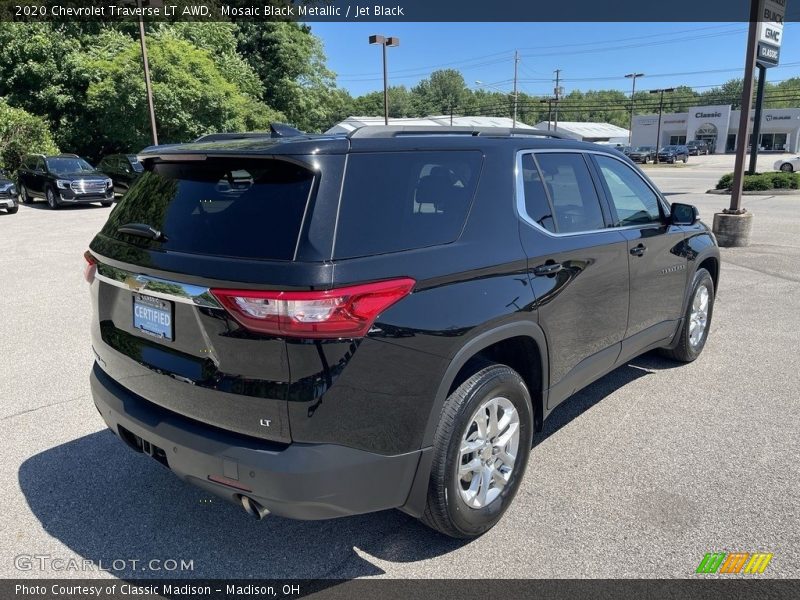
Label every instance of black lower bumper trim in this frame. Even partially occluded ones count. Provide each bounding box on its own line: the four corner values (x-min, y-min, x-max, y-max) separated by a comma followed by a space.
90, 363, 422, 520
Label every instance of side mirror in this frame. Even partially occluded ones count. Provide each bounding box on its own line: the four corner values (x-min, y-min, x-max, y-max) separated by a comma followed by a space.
670, 202, 699, 226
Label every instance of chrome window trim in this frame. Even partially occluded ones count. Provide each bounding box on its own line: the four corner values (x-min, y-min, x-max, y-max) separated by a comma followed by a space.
515, 148, 671, 238
94, 264, 221, 309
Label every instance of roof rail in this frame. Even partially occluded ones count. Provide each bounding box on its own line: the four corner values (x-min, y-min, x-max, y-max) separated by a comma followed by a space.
347, 125, 567, 139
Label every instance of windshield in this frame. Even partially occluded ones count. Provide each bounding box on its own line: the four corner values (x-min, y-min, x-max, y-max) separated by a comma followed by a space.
634, 147, 653, 152
660, 146, 677, 152
46, 157, 95, 175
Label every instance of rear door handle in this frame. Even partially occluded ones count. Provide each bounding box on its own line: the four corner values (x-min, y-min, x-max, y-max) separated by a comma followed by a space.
533, 263, 563, 276
630, 244, 647, 257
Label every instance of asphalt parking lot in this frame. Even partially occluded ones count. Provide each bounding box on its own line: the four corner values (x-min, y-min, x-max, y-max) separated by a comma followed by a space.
1, 153, 798, 580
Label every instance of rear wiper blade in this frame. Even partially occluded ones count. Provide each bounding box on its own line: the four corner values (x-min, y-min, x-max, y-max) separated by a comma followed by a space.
118, 223, 167, 242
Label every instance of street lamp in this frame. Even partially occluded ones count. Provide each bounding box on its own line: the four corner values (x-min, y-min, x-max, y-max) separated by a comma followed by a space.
649, 88, 675, 163
539, 98, 557, 130
475, 81, 519, 129
624, 73, 645, 145
369, 35, 400, 126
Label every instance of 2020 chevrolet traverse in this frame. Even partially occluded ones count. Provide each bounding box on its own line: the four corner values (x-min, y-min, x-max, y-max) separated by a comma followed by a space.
87, 126, 720, 538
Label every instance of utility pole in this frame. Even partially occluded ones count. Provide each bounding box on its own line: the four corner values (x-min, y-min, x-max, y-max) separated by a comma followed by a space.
137, 0, 159, 145
539, 98, 554, 130
625, 73, 645, 145
748, 64, 768, 174
512, 50, 519, 129
649, 88, 674, 164
553, 69, 562, 130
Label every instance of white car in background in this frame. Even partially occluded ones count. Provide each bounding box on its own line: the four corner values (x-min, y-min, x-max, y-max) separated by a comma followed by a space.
774, 156, 800, 172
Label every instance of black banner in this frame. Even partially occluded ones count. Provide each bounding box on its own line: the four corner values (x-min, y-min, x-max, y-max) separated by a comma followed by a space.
2, 0, 800, 22
4, 579, 800, 600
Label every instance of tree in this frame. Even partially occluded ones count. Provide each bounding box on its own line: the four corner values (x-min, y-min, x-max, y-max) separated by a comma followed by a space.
412, 69, 468, 115
349, 86, 414, 118
84, 35, 283, 156
0, 99, 59, 174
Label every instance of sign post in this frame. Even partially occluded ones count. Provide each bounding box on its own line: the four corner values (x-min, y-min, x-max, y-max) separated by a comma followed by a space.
749, 0, 785, 173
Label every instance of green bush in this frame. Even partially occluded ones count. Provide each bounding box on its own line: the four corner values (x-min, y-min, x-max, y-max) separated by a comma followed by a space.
716, 171, 800, 191
0, 98, 59, 174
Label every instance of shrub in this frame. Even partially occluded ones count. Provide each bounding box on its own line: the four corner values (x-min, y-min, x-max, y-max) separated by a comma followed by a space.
716, 171, 800, 192
0, 98, 59, 174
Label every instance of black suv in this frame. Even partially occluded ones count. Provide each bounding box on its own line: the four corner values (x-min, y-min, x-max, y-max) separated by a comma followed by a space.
0, 169, 18, 214
97, 154, 144, 198
686, 140, 710, 156
87, 127, 720, 538
17, 154, 114, 209
627, 146, 657, 164
657, 145, 690, 164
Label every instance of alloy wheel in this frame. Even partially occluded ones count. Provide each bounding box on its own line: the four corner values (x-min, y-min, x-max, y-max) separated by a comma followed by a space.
689, 284, 710, 348
457, 396, 520, 509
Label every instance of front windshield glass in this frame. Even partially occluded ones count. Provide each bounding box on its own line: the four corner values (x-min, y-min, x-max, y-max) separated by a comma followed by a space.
46, 157, 94, 175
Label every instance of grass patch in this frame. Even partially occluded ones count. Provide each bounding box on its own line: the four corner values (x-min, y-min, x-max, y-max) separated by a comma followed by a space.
716, 171, 800, 191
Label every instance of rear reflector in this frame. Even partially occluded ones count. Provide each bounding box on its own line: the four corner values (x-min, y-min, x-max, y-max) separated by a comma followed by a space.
83, 250, 97, 284
211, 278, 415, 339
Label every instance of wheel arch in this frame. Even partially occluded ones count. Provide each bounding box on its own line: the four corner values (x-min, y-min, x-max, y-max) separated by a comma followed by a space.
400, 321, 548, 519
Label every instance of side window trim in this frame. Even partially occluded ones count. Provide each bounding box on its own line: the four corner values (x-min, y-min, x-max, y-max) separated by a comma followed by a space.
515, 149, 616, 237
588, 153, 667, 229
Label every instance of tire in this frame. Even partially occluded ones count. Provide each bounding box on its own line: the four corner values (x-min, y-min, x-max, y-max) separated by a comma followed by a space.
101, 201, 113, 207
683, 155, 688, 164
661, 268, 715, 363
19, 184, 32, 204
46, 186, 60, 210
780, 163, 793, 172
421, 364, 533, 538
6, 205, 18, 214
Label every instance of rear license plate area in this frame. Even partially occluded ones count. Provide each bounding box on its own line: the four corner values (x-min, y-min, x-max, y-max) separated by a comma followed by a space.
133, 293, 174, 341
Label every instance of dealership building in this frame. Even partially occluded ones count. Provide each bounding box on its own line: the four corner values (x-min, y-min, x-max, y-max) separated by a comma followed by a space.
630, 104, 800, 154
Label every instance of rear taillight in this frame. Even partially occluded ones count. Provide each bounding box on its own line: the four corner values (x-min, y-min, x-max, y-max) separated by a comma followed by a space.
211, 278, 416, 339
83, 250, 97, 284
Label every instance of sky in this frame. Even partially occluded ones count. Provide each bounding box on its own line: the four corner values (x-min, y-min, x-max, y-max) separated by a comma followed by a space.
309, 22, 800, 98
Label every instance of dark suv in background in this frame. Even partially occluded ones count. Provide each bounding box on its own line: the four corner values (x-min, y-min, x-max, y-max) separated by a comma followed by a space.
627, 146, 657, 164
686, 140, 710, 156
97, 154, 144, 198
87, 127, 720, 538
0, 169, 18, 214
657, 145, 689, 164
18, 154, 114, 209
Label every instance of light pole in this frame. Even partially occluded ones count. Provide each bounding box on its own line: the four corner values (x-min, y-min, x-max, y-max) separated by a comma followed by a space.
625, 73, 644, 145
539, 98, 556, 130
649, 88, 674, 163
369, 35, 400, 126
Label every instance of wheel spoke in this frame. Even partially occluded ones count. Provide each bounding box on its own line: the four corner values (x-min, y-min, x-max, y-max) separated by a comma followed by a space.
487, 399, 499, 438
460, 438, 482, 457
459, 457, 482, 476
494, 421, 519, 449
477, 466, 492, 505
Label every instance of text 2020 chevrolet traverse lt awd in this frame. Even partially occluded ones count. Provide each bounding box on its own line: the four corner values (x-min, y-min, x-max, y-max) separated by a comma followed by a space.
87, 126, 719, 538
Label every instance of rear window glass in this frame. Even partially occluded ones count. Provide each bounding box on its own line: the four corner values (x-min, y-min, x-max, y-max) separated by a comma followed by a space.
102, 158, 314, 261
334, 151, 482, 259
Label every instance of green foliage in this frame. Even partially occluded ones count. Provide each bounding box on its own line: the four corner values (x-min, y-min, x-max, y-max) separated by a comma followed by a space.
412, 69, 468, 115
0, 99, 58, 174
716, 171, 800, 191
85, 35, 283, 155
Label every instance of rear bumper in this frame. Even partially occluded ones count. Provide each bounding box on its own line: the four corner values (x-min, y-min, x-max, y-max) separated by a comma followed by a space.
90, 362, 423, 520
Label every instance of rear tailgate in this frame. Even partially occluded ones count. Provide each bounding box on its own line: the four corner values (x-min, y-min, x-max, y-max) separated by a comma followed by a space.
88, 155, 336, 443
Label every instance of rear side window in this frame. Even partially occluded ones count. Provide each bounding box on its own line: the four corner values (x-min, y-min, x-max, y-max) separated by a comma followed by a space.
519, 154, 556, 233
102, 158, 314, 261
334, 151, 482, 259
535, 153, 605, 234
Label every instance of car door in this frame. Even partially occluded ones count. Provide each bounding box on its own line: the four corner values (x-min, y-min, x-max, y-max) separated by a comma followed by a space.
590, 153, 688, 361
31, 157, 47, 196
517, 150, 630, 410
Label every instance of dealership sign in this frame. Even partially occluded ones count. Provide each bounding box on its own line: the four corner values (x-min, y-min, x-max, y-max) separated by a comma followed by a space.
757, 0, 786, 67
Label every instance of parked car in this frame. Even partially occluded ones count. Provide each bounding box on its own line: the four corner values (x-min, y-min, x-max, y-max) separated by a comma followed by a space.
97, 154, 144, 197
0, 169, 18, 214
686, 140, 710, 156
657, 145, 689, 164
774, 156, 800, 172
17, 154, 114, 209
86, 126, 720, 538
627, 146, 657, 164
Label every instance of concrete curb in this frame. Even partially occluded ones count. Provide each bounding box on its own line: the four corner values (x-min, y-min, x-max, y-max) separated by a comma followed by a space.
706, 188, 800, 195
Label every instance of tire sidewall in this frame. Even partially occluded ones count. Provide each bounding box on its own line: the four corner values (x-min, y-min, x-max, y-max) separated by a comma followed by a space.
443, 368, 533, 537
683, 269, 715, 360
47, 186, 58, 209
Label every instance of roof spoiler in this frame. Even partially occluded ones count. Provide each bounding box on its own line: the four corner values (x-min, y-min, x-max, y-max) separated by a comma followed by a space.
348, 126, 567, 139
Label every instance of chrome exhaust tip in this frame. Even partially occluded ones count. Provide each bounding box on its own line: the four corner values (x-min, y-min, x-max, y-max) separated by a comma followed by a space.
240, 495, 270, 520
